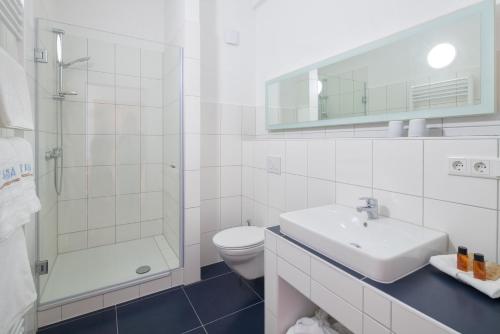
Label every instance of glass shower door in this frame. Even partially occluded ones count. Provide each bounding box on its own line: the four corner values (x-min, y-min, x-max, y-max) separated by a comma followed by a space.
35, 19, 183, 308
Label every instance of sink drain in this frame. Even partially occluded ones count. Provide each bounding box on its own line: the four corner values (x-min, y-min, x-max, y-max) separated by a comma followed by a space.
136, 265, 151, 274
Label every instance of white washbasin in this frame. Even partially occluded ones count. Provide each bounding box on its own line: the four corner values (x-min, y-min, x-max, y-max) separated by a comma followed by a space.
280, 205, 448, 283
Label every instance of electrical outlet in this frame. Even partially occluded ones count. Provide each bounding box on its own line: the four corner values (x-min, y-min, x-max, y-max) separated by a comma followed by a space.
470, 159, 490, 177
448, 157, 468, 175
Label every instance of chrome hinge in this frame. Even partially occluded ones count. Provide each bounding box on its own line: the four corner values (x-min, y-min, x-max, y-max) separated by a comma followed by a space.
36, 260, 49, 275
34, 48, 48, 63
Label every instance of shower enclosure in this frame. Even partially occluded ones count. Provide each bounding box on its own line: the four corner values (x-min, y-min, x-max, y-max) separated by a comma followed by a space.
35, 19, 183, 308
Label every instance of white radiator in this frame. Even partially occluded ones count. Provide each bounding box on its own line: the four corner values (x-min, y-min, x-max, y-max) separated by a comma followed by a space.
410, 76, 474, 110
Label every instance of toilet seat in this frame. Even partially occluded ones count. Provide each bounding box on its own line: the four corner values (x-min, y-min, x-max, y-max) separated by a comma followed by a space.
213, 226, 264, 250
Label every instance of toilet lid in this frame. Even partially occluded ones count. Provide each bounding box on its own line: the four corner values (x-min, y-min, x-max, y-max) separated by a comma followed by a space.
213, 226, 264, 249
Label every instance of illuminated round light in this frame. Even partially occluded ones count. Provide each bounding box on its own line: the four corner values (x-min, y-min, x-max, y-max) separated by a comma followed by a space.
427, 43, 456, 69
317, 80, 323, 95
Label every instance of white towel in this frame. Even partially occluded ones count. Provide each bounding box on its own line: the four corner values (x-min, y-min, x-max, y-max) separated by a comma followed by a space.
430, 254, 500, 299
0, 228, 37, 334
9, 137, 41, 214
0, 47, 33, 130
0, 138, 25, 241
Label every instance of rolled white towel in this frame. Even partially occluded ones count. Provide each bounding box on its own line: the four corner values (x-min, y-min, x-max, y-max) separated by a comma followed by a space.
0, 138, 25, 241
9, 137, 41, 215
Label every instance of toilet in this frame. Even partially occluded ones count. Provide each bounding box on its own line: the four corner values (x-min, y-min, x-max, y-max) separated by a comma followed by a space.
213, 226, 265, 280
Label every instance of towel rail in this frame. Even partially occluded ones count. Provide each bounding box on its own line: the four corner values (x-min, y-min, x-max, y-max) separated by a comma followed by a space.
0, 0, 23, 41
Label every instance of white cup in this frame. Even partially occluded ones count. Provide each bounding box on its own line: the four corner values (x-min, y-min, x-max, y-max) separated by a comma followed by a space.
408, 119, 428, 137
387, 120, 404, 137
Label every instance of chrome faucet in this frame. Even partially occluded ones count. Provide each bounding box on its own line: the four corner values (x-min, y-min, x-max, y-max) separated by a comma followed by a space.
356, 197, 379, 219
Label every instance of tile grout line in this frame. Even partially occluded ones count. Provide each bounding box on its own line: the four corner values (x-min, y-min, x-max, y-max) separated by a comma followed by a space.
181, 287, 207, 333
239, 277, 264, 301
202, 300, 264, 327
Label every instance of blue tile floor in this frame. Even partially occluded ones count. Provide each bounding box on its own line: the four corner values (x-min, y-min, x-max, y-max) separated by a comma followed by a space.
38, 262, 265, 334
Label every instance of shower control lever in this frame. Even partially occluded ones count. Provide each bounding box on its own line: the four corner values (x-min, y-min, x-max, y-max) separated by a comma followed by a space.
45, 147, 62, 161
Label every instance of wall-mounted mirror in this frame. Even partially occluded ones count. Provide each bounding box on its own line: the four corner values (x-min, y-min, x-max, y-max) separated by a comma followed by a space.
266, 0, 495, 130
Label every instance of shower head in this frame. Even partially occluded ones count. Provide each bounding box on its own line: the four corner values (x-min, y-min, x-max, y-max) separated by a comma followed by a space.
62, 56, 91, 68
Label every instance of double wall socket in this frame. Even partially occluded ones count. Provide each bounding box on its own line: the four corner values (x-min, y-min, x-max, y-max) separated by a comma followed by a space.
448, 157, 500, 178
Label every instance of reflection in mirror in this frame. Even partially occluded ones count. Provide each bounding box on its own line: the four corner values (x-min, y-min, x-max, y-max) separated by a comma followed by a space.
266, 1, 494, 129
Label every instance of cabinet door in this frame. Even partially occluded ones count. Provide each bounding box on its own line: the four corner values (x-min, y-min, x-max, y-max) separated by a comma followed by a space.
392, 303, 454, 334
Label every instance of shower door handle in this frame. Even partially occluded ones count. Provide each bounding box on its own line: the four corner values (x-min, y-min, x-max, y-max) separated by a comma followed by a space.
169, 164, 176, 169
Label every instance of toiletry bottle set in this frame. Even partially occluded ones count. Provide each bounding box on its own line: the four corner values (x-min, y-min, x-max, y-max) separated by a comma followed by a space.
456, 246, 486, 280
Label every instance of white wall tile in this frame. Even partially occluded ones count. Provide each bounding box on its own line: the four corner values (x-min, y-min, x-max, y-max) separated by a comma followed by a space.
201, 167, 220, 200
336, 140, 372, 187
184, 58, 200, 97
139, 276, 172, 297
424, 139, 497, 209
308, 140, 334, 180
185, 207, 201, 245
58, 199, 87, 234
141, 78, 163, 107
220, 166, 241, 197
88, 197, 115, 229
184, 243, 201, 284
116, 105, 140, 134
64, 69, 86, 102
87, 103, 115, 135
37, 307, 62, 328
117, 135, 140, 164
201, 231, 220, 266
88, 71, 115, 104
253, 201, 268, 227
374, 189, 423, 225
103, 286, 140, 307
141, 136, 163, 164
58, 231, 87, 253
88, 226, 115, 247
116, 194, 141, 225
184, 96, 201, 134
141, 49, 163, 79
141, 192, 163, 221
201, 135, 220, 167
201, 102, 220, 135
286, 141, 307, 175
254, 168, 268, 205
116, 44, 140, 76
221, 196, 242, 229
253, 141, 268, 169
336, 183, 372, 208
242, 141, 254, 167
61, 167, 87, 200
116, 223, 140, 242
88, 39, 114, 73
201, 198, 220, 233
116, 74, 140, 106
220, 135, 242, 166
184, 134, 200, 170
424, 198, 497, 261
184, 170, 201, 208
221, 104, 242, 134
307, 178, 334, 208
242, 197, 255, 225
268, 173, 286, 210
87, 135, 115, 165
285, 174, 307, 211
61, 295, 103, 320
88, 166, 115, 197
116, 165, 140, 195
242, 166, 254, 198
141, 219, 163, 237
141, 164, 163, 192
62, 101, 86, 134
63, 135, 86, 167
373, 140, 423, 196
141, 107, 163, 135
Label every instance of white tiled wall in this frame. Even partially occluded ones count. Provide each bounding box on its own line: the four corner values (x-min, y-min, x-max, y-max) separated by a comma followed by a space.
199, 102, 256, 266
35, 25, 170, 254
243, 135, 500, 263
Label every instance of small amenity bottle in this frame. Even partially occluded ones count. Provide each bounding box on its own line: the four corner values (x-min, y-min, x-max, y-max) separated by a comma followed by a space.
473, 253, 486, 281
457, 246, 468, 271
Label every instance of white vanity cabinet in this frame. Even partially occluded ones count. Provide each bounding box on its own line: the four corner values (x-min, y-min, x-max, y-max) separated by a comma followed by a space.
265, 230, 458, 334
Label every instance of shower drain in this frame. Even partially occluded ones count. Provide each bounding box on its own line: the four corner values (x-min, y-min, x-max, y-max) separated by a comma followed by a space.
136, 265, 151, 274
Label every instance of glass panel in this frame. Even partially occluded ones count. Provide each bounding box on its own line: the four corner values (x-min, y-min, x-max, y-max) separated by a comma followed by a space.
266, 1, 494, 129
36, 19, 183, 306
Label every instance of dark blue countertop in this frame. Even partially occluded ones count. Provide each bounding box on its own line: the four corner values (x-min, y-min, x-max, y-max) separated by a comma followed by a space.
268, 225, 500, 334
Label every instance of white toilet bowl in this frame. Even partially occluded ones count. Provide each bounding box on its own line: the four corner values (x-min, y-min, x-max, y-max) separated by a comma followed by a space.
213, 226, 264, 280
